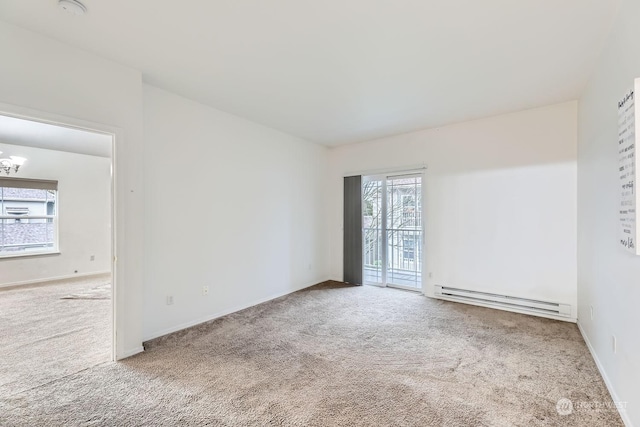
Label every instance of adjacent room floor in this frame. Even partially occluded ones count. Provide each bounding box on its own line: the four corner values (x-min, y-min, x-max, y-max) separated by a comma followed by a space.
0, 282, 621, 426
0, 275, 111, 398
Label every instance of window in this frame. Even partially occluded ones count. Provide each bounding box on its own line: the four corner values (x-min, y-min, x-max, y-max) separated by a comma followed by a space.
403, 236, 415, 261
0, 178, 58, 257
402, 194, 415, 209
402, 194, 417, 226
6, 207, 29, 223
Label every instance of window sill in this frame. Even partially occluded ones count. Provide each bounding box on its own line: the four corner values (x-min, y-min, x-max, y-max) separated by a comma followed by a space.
0, 251, 61, 260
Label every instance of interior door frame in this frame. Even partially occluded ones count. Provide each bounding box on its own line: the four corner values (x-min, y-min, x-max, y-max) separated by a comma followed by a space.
0, 101, 119, 361
361, 169, 426, 293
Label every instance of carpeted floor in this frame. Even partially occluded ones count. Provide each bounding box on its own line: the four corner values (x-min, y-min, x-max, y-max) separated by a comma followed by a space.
0, 275, 112, 398
0, 282, 622, 426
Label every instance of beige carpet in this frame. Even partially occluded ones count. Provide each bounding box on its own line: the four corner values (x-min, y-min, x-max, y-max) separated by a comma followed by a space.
0, 282, 622, 426
0, 275, 112, 398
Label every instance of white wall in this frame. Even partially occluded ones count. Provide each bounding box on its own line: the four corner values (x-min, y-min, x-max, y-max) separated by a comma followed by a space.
577, 0, 640, 424
142, 85, 330, 340
0, 21, 145, 358
0, 143, 111, 287
329, 102, 578, 317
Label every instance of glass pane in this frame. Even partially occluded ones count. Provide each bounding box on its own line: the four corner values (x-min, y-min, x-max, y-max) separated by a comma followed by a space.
386, 176, 422, 288
0, 186, 57, 256
363, 180, 383, 284
0, 218, 55, 254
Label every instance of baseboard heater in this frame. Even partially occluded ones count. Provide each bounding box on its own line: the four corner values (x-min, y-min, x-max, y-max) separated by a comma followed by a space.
434, 285, 571, 318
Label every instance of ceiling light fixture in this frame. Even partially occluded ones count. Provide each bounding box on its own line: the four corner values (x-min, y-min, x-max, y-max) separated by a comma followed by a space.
58, 0, 87, 16
0, 152, 27, 175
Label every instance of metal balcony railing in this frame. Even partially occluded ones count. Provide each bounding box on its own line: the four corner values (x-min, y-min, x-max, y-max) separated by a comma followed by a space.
364, 227, 422, 288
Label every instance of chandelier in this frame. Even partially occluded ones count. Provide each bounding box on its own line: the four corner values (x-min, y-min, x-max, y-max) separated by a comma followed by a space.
0, 152, 27, 175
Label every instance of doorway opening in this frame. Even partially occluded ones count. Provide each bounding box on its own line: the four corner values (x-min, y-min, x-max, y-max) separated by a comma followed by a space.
363, 173, 423, 291
0, 113, 114, 396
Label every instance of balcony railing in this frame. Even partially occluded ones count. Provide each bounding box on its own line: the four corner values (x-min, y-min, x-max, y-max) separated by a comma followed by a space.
364, 227, 422, 288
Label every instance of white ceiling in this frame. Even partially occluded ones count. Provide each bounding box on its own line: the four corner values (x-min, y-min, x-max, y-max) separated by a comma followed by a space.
0, 0, 621, 146
0, 115, 112, 158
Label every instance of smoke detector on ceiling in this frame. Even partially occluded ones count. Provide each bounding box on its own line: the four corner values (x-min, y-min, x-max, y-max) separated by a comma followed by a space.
58, 0, 87, 16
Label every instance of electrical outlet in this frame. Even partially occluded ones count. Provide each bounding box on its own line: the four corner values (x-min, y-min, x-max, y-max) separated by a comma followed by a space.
428, 272, 433, 278
590, 306, 594, 321
202, 286, 209, 296
612, 336, 617, 354
166, 295, 174, 305
90, 255, 95, 261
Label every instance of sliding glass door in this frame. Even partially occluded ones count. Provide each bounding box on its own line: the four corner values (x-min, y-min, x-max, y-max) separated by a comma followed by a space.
363, 174, 423, 290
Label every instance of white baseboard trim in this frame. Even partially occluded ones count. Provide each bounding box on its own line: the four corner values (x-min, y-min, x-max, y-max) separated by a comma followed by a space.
117, 346, 144, 360
142, 277, 332, 342
577, 321, 632, 427
0, 271, 111, 289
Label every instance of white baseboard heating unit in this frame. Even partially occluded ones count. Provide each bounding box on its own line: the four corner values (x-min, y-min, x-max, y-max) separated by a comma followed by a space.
434, 285, 572, 318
